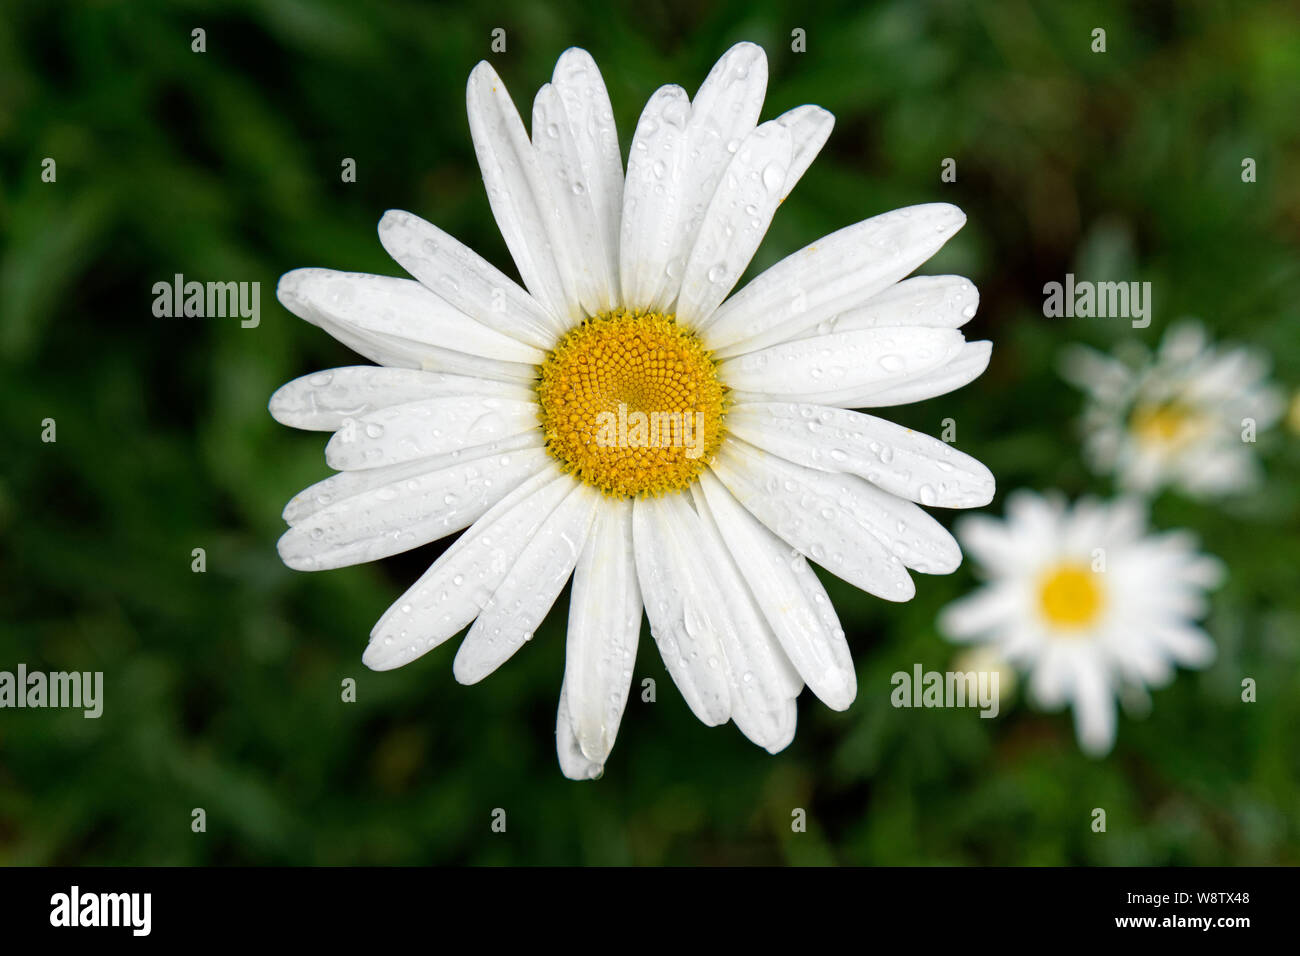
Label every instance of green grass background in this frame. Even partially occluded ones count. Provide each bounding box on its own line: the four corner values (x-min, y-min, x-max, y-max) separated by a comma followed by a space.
1, 0, 1298, 864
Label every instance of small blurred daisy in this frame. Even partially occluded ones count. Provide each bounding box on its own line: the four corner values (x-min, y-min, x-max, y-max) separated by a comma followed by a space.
939, 490, 1223, 756
271, 44, 994, 778
1061, 321, 1284, 498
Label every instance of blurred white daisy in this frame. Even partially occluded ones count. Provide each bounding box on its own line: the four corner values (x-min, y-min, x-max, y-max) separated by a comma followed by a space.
271, 44, 994, 778
939, 490, 1223, 756
1061, 321, 1284, 498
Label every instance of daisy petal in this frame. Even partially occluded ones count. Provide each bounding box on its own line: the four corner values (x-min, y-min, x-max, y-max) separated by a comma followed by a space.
684, 487, 804, 751
362, 469, 574, 671
794, 275, 980, 339
278, 445, 550, 571
726, 402, 995, 507
306, 316, 538, 382
377, 210, 564, 349
323, 396, 539, 470
533, 84, 617, 316
697, 471, 855, 710
936, 583, 1021, 641
720, 327, 965, 403
853, 340, 991, 407
746, 698, 798, 755
710, 438, 916, 601
632, 495, 731, 726
283, 433, 543, 525
833, 467, 962, 573
619, 84, 692, 310
467, 61, 578, 323
1158, 320, 1207, 363
1151, 623, 1216, 668
1005, 489, 1068, 554
277, 273, 536, 382
556, 682, 605, 780
453, 483, 598, 684
563, 499, 642, 764
676, 120, 794, 327
952, 514, 1024, 577
1109, 634, 1175, 687
269, 366, 533, 432
702, 203, 967, 352
689, 43, 768, 149
276, 268, 544, 364
1072, 658, 1117, 757
773, 104, 834, 200
545, 48, 625, 312
1028, 649, 1073, 709
1057, 342, 1133, 397
653, 42, 769, 308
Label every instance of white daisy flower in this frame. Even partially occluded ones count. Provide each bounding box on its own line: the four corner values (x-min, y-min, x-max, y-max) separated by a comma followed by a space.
270, 44, 994, 779
939, 490, 1223, 756
1061, 320, 1284, 498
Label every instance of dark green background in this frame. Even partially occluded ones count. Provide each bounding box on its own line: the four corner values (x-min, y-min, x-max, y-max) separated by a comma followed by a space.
2, 0, 1297, 865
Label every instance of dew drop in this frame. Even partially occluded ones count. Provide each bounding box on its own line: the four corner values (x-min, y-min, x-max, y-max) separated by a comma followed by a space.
761, 163, 786, 193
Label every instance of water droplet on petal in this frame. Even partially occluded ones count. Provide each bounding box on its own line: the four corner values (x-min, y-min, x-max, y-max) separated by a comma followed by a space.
761, 162, 785, 193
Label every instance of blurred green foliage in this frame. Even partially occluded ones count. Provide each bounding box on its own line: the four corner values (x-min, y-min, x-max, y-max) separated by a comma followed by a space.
1, 0, 1298, 865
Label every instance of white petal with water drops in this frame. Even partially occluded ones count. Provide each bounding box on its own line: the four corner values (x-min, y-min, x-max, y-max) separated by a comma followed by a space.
533, 83, 618, 317
794, 274, 980, 339
697, 470, 855, 710
549, 48, 625, 313
773, 104, 834, 200
283, 433, 543, 525
556, 682, 604, 780
650, 42, 769, 310
276, 268, 544, 364
467, 62, 579, 323
675, 120, 793, 327
711, 438, 915, 601
632, 495, 731, 727
279, 289, 537, 384
453, 482, 598, 683
820, 468, 963, 574
563, 499, 642, 764
712, 439, 915, 598
619, 84, 691, 311
720, 326, 965, 404
324, 395, 539, 470
269, 366, 533, 432
278, 445, 549, 571
377, 209, 564, 348
703, 203, 967, 354
667, 490, 801, 751
362, 469, 574, 670
726, 402, 995, 508
849, 340, 992, 408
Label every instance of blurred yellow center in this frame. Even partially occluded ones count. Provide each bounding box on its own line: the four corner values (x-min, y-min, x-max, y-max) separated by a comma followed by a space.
1130, 401, 1207, 450
1038, 563, 1104, 630
536, 310, 726, 497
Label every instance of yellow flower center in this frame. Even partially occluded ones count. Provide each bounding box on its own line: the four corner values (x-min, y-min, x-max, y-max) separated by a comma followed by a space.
1037, 563, 1105, 630
536, 310, 727, 497
1130, 401, 1207, 450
